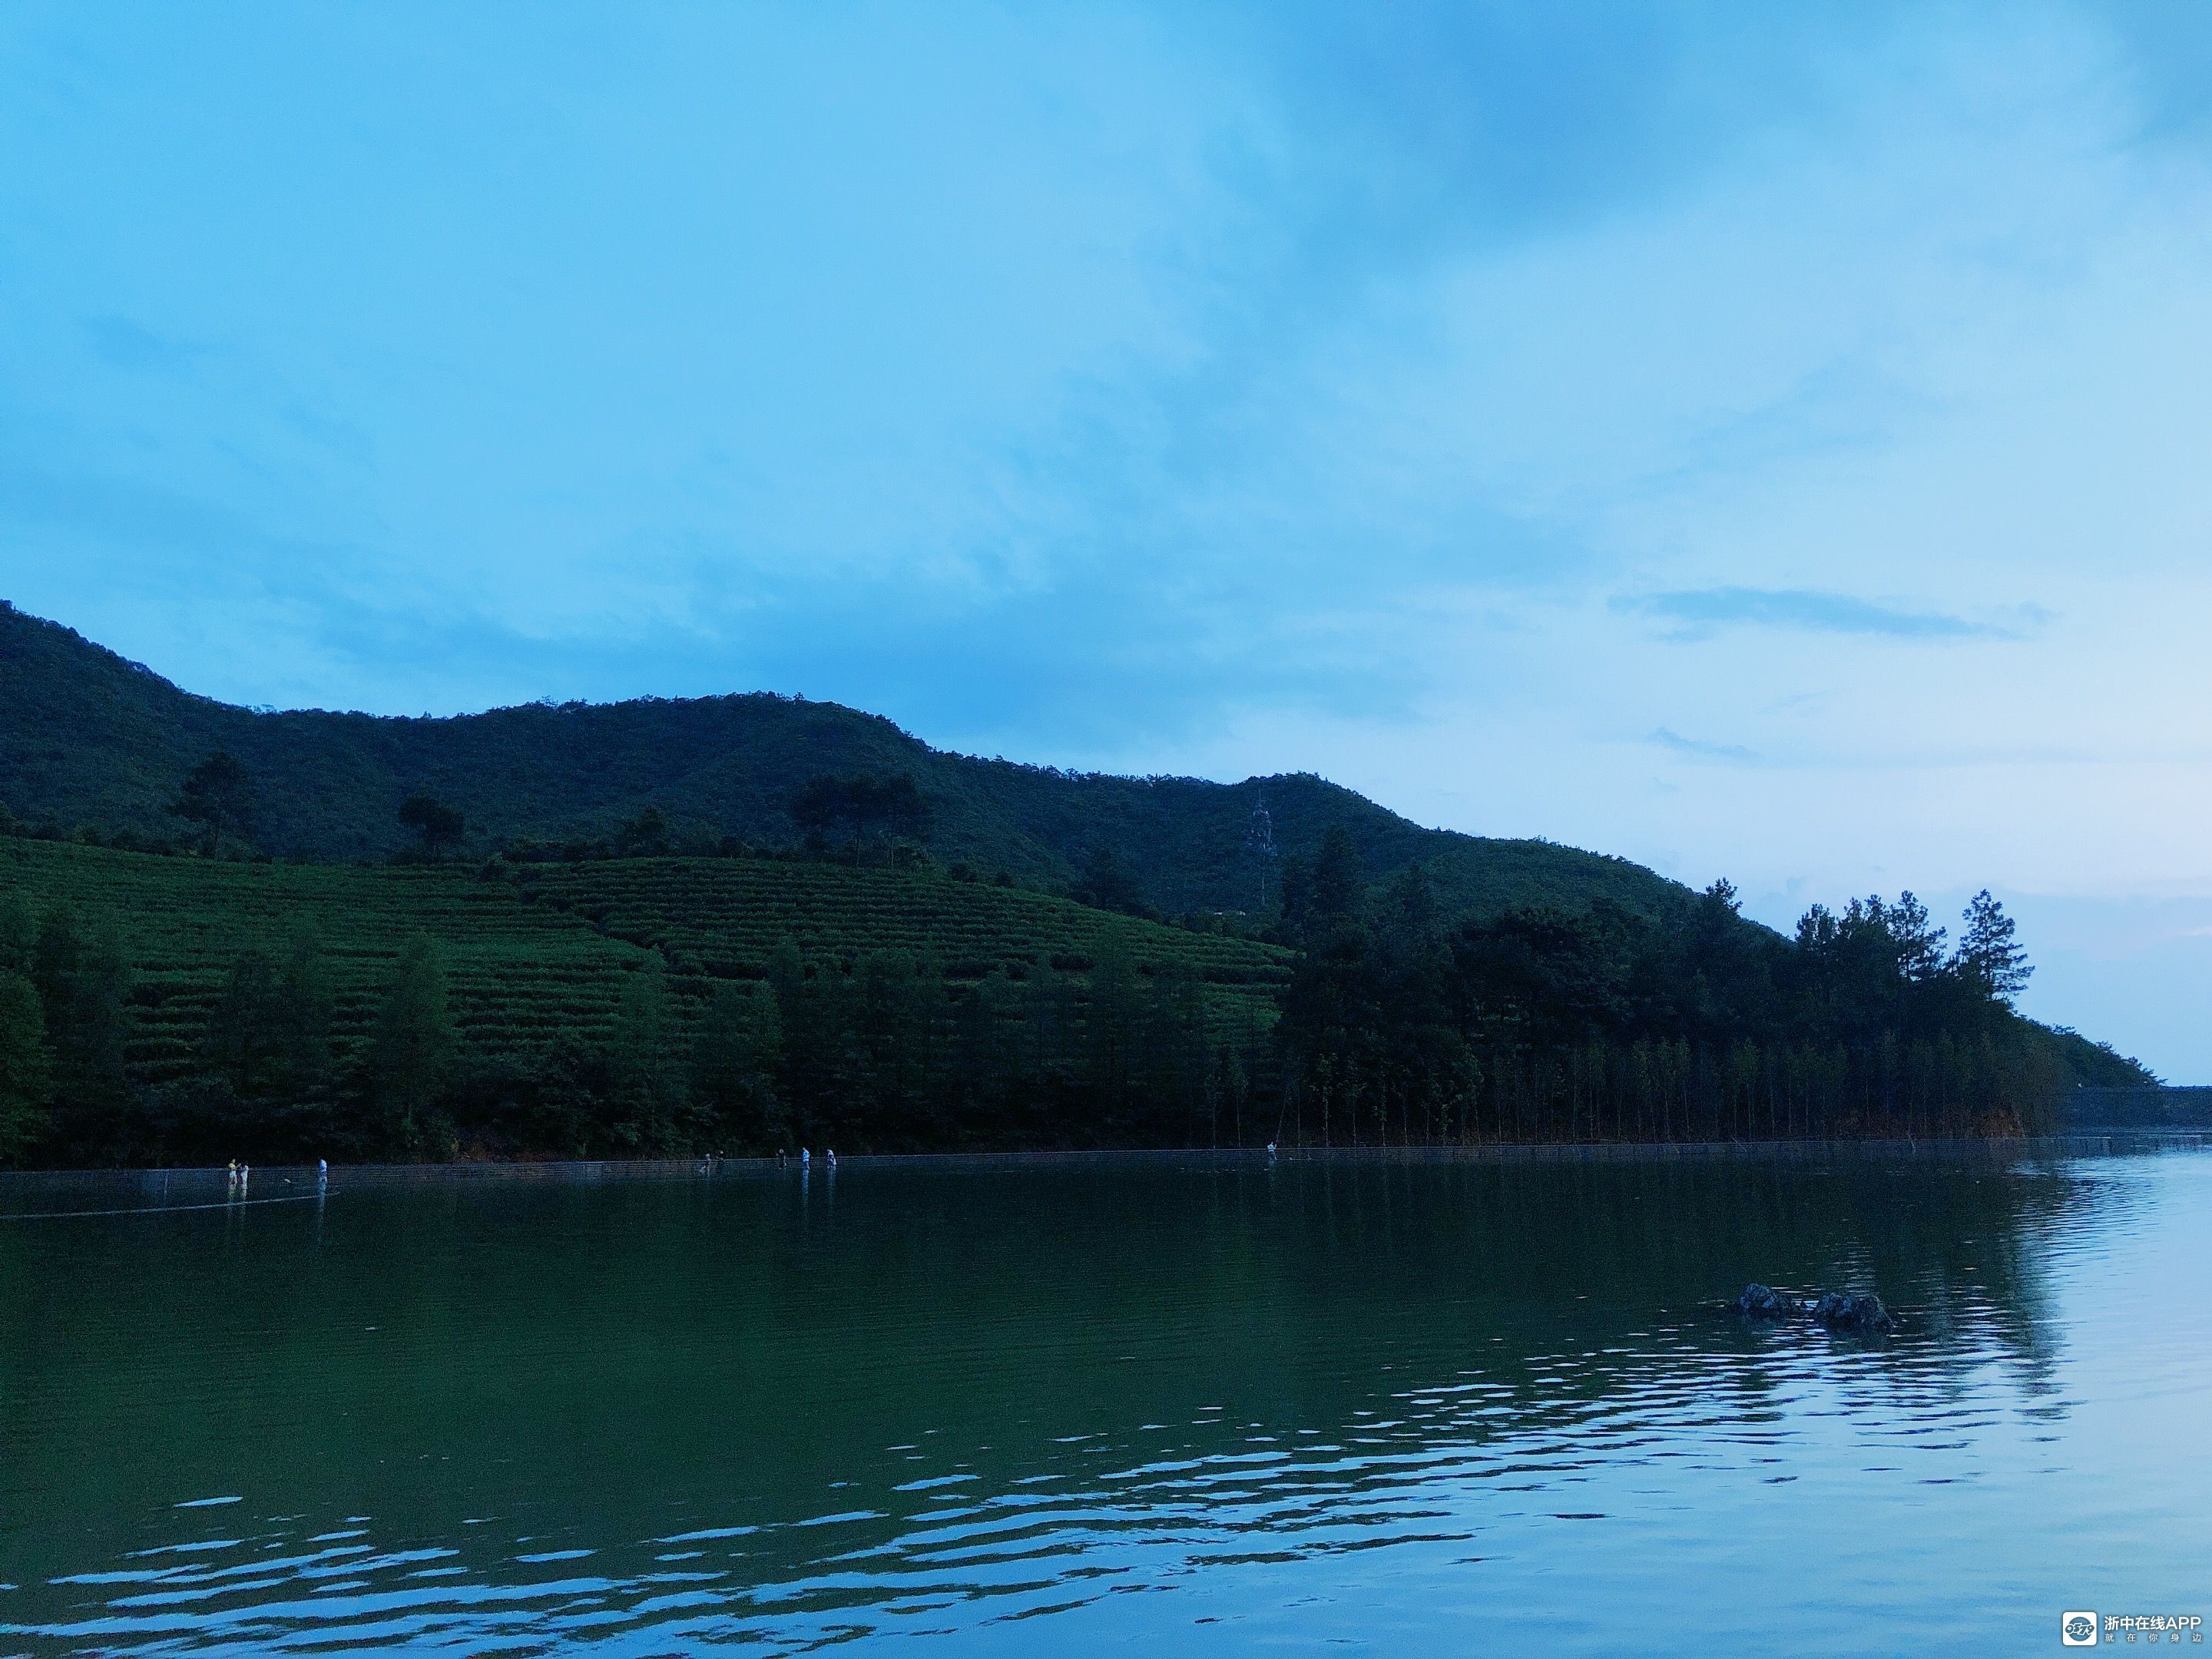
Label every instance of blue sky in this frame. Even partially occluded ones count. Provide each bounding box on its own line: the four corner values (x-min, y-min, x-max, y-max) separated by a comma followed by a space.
5, 3, 2211, 1076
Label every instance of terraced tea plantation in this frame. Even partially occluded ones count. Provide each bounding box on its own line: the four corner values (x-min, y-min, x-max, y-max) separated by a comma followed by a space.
0, 839, 656, 1084
1, 842, 1290, 1086
518, 856, 1292, 990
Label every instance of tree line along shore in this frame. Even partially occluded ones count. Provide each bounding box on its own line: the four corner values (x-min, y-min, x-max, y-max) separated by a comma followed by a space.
0, 773, 2150, 1165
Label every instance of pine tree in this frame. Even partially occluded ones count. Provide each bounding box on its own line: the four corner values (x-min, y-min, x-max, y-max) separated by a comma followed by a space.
1955, 890, 2031, 1005
31, 906, 132, 1140
1308, 828, 1366, 934
690, 979, 783, 1149
1211, 1042, 1247, 1147
616, 806, 671, 856
275, 932, 336, 1098
204, 949, 283, 1098
606, 953, 683, 1146
1086, 938, 1141, 1118
0, 971, 51, 1161
397, 792, 466, 859
1888, 891, 1949, 982
0, 894, 31, 976
368, 935, 457, 1143
170, 752, 254, 854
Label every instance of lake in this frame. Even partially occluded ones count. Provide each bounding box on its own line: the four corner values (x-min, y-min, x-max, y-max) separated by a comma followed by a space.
2, 1147, 2207, 1655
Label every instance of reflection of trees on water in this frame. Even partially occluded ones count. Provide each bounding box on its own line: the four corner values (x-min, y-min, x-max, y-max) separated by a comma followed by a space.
0, 1154, 2116, 1649
1214, 1154, 2091, 1443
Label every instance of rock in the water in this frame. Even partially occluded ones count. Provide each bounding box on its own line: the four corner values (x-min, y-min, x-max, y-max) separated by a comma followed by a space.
1811, 1291, 1894, 1333
1730, 1283, 1896, 1331
1733, 1283, 1798, 1319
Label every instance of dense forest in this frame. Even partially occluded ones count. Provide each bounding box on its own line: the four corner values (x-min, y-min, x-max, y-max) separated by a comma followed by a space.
0, 601, 1682, 918
0, 816, 2147, 1167
1269, 834, 2128, 1147
0, 602, 2155, 1166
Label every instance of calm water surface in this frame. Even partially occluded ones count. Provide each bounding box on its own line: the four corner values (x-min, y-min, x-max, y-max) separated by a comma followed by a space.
2, 1151, 2207, 1655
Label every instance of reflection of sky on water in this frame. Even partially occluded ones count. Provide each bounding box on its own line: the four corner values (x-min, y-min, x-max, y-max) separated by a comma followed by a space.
0, 1152, 2204, 1654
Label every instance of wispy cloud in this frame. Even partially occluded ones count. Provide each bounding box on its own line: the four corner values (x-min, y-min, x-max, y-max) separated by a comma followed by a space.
81, 314, 210, 375
1614, 587, 2045, 641
1650, 727, 1760, 763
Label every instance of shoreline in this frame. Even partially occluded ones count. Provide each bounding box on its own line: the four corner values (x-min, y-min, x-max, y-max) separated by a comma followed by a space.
1, 1129, 2204, 1194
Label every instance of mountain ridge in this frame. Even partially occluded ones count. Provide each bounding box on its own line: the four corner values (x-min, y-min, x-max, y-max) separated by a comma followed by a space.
0, 599, 1690, 921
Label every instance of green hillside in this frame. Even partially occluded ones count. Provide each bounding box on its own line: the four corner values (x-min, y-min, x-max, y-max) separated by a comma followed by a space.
0, 602, 2152, 1168
518, 857, 1289, 996
0, 838, 654, 1088
0, 601, 1690, 922
0, 836, 1284, 1098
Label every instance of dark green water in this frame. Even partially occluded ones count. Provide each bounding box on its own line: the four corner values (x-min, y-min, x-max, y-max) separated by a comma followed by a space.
2, 1151, 2207, 1654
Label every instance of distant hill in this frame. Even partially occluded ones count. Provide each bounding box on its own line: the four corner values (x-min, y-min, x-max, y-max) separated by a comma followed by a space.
0, 603, 2158, 1167
0, 601, 1688, 922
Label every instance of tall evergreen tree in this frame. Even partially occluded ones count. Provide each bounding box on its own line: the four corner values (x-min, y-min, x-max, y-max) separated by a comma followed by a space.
606, 953, 684, 1147
949, 970, 1010, 1127
1373, 863, 1458, 1144
170, 751, 254, 854
31, 906, 132, 1145
1275, 854, 1313, 940
1209, 1041, 1247, 1148
690, 979, 783, 1149
0, 894, 31, 976
200, 935, 336, 1110
204, 949, 283, 1098
1308, 828, 1366, 935
275, 932, 336, 1098
849, 949, 945, 1134
615, 806, 671, 856
1085, 937, 1141, 1122
1021, 959, 1078, 1094
1278, 841, 1379, 1145
787, 773, 931, 861
1074, 848, 1154, 918
367, 934, 457, 1144
1955, 890, 2031, 1005
1139, 959, 1208, 1141
397, 792, 466, 859
1888, 891, 1949, 982
764, 942, 826, 1141
0, 970, 51, 1161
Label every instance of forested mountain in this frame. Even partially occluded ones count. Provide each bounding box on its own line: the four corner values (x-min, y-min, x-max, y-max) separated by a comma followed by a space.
0, 601, 1677, 922
0, 600, 2157, 1168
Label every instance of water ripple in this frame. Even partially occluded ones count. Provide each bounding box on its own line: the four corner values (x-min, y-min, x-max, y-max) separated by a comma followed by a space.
2, 1151, 2206, 1654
